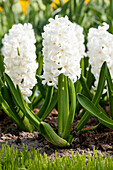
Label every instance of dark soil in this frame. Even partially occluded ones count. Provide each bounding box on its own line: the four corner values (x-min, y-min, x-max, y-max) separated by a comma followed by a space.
0, 106, 113, 159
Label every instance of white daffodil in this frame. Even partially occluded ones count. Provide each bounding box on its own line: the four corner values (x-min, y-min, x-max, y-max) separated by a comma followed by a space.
41, 15, 85, 87
2, 23, 37, 102
87, 23, 113, 87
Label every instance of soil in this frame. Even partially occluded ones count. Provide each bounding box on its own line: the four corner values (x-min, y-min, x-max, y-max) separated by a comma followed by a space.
0, 105, 113, 159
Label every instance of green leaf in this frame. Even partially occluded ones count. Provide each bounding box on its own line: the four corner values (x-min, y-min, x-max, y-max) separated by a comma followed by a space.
40, 121, 70, 147
36, 75, 46, 98
76, 62, 107, 131
4, 73, 23, 110
86, 65, 95, 89
41, 91, 58, 120
79, 76, 92, 100
77, 94, 113, 130
0, 55, 5, 77
16, 85, 41, 127
58, 74, 69, 136
37, 86, 54, 118
31, 92, 43, 109
62, 79, 76, 141
36, 52, 43, 76
106, 66, 113, 118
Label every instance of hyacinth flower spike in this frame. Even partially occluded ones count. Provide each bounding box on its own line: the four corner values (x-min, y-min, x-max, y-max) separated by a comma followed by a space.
1, 23, 38, 132
39, 15, 86, 143
76, 23, 113, 131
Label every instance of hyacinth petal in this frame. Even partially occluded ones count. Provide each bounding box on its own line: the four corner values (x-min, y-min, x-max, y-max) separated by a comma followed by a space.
41, 15, 85, 88
2, 23, 37, 102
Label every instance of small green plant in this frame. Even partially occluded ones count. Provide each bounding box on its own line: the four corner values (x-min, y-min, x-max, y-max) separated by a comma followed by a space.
0, 144, 113, 170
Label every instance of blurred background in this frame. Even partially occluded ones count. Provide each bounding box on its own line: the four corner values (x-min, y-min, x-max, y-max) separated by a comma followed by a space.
0, 0, 111, 56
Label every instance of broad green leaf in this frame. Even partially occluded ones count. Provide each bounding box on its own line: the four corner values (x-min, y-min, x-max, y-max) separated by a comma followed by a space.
41, 91, 58, 120
78, 94, 113, 130
40, 121, 70, 147
37, 86, 54, 118
16, 85, 41, 127
58, 74, 69, 136
62, 79, 76, 141
106, 66, 113, 118
0, 55, 5, 77
86, 65, 95, 89
36, 52, 43, 76
4, 73, 24, 110
79, 76, 92, 100
36, 75, 46, 98
76, 62, 107, 131
32, 92, 43, 109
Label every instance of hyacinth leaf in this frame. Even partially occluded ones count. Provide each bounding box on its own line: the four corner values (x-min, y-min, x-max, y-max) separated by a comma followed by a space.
37, 52, 43, 76
16, 85, 41, 129
0, 78, 3, 90
4, 74, 37, 131
62, 79, 76, 141
4, 73, 24, 110
41, 91, 58, 120
29, 85, 38, 103
0, 90, 32, 131
58, 74, 69, 137
1, 86, 17, 112
39, 121, 70, 147
37, 86, 54, 118
77, 94, 113, 130
106, 66, 113, 119
80, 123, 100, 133
32, 92, 43, 109
76, 62, 107, 131
0, 94, 22, 129
36, 75, 46, 98
0, 55, 5, 77
86, 65, 95, 89
79, 76, 92, 100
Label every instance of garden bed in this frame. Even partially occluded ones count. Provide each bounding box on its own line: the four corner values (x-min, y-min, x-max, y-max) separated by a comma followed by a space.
0, 106, 113, 159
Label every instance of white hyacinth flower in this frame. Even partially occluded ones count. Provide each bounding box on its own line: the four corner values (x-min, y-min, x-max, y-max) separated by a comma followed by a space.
87, 23, 113, 87
41, 15, 85, 87
1, 23, 37, 102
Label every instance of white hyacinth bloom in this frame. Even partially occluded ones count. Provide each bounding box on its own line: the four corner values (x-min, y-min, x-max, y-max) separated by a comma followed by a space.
41, 15, 85, 87
87, 23, 113, 87
2, 23, 37, 102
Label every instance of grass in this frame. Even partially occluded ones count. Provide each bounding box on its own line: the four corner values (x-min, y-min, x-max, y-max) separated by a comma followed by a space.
0, 143, 113, 170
